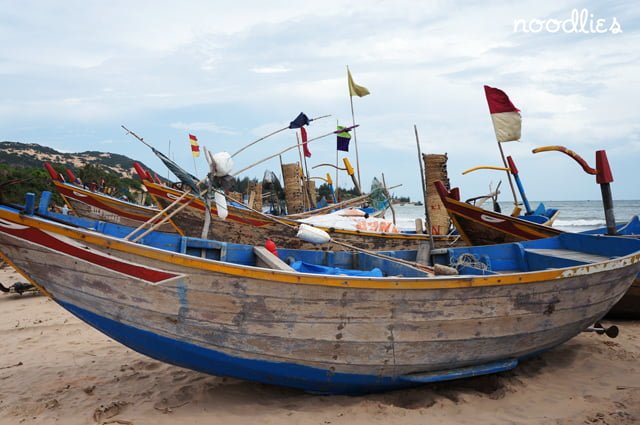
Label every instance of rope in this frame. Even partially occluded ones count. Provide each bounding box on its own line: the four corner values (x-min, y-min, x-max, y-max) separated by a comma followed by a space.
450, 253, 489, 272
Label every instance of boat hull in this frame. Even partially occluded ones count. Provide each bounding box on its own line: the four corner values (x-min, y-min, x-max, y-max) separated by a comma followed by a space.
606, 279, 640, 319
52, 181, 177, 234
0, 209, 638, 393
144, 181, 457, 251
435, 181, 640, 318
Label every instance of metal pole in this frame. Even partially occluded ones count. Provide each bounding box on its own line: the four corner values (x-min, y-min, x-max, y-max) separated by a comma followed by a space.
601, 183, 617, 235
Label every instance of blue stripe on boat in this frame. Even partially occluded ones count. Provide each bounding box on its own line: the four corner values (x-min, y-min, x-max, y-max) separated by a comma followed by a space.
58, 300, 518, 395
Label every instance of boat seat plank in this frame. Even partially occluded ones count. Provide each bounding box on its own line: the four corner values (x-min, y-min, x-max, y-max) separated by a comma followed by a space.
253, 246, 295, 271
524, 248, 610, 264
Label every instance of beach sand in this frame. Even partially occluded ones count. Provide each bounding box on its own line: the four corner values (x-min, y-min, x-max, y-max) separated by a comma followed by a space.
1, 266, 639, 425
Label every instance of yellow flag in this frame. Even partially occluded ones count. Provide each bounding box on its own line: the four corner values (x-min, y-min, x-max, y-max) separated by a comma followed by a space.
347, 69, 370, 97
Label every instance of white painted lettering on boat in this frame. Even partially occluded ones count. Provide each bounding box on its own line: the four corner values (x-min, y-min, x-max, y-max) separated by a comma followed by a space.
89, 207, 121, 223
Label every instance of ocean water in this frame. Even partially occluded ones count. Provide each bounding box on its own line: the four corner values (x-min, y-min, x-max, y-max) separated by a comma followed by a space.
391, 200, 640, 233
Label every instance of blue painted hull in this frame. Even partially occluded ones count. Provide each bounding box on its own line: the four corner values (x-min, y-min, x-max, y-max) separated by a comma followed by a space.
0, 197, 637, 393
59, 300, 518, 395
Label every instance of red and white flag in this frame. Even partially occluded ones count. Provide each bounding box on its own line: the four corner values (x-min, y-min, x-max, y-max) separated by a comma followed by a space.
484, 85, 521, 142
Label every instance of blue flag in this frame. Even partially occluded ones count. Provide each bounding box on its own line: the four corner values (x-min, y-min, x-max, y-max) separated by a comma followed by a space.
336, 126, 351, 151
289, 112, 310, 129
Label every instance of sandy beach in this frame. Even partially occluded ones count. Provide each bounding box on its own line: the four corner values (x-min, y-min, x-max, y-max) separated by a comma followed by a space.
1, 265, 639, 425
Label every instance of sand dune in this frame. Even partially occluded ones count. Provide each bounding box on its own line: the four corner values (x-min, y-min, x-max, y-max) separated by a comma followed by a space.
1, 266, 639, 425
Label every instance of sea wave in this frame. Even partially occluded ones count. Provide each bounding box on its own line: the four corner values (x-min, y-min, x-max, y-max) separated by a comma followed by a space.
552, 219, 605, 227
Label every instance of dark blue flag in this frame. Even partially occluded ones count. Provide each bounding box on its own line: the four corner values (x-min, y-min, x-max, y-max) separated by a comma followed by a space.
289, 112, 310, 129
336, 126, 351, 152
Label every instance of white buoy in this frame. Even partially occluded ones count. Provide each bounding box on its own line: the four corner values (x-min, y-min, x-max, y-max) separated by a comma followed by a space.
211, 152, 234, 176
296, 224, 331, 245
214, 191, 228, 219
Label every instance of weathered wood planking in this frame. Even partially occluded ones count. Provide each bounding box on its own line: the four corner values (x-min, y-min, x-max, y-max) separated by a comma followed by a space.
0, 217, 637, 383
435, 182, 640, 319
145, 181, 458, 251
53, 181, 177, 233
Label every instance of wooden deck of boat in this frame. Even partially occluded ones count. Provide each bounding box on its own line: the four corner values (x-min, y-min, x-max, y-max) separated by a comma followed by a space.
524, 248, 611, 263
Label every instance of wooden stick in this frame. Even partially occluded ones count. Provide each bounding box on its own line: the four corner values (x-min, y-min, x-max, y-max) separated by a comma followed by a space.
233, 125, 359, 177
497, 141, 519, 207
132, 191, 206, 243
232, 126, 289, 158
329, 239, 433, 274
205, 188, 432, 272
300, 138, 315, 209
381, 173, 396, 225
124, 189, 192, 240
349, 95, 362, 190
294, 133, 307, 210
230, 114, 331, 158
284, 184, 402, 219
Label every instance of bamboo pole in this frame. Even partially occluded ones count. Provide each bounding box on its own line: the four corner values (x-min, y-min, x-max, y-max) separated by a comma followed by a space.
131, 192, 205, 243
349, 96, 362, 188
283, 184, 401, 219
210, 190, 433, 274
295, 133, 308, 210
233, 125, 359, 177
381, 173, 396, 225
497, 141, 520, 208
300, 135, 315, 209
230, 114, 331, 158
124, 189, 192, 240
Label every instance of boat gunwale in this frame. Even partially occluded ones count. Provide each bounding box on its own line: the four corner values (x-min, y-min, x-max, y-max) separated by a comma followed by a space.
1, 206, 639, 291
53, 180, 160, 213
144, 180, 456, 241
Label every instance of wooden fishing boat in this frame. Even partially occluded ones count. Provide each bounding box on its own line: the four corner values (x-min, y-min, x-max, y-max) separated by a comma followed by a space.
44, 163, 178, 233
435, 180, 563, 246
435, 181, 640, 319
583, 216, 640, 319
0, 199, 638, 394
140, 175, 456, 251
462, 156, 560, 227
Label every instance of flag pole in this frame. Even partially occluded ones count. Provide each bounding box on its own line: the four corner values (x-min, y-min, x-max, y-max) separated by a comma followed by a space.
349, 94, 362, 190
296, 132, 315, 210
496, 141, 520, 209
192, 152, 199, 178
233, 125, 359, 177
231, 114, 331, 158
294, 133, 307, 210
335, 119, 340, 202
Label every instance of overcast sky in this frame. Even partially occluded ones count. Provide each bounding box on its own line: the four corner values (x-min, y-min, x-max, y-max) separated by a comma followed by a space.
1, 1, 638, 201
